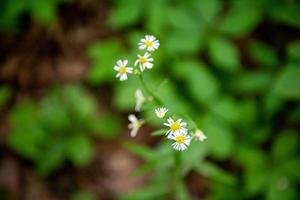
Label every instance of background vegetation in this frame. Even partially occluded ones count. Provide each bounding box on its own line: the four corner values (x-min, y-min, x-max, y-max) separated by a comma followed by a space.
0, 0, 299, 199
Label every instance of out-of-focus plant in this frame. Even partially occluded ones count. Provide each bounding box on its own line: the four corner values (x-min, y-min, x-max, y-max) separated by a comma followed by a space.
0, 0, 73, 32
87, 0, 300, 199
8, 85, 121, 175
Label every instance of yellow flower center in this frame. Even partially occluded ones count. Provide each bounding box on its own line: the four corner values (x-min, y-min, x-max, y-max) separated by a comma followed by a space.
170, 122, 181, 132
175, 135, 185, 144
118, 65, 126, 74
139, 57, 147, 64
145, 40, 153, 47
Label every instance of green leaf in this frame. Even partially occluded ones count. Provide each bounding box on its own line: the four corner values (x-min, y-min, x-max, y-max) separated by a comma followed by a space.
113, 75, 139, 111
266, 174, 298, 200
220, 2, 263, 37
231, 71, 272, 94
123, 142, 154, 160
166, 6, 199, 31
87, 40, 125, 84
29, 0, 56, 25
92, 115, 122, 139
272, 130, 299, 163
194, 162, 236, 185
145, 0, 167, 35
172, 60, 220, 107
236, 147, 269, 195
203, 116, 235, 159
151, 129, 167, 136
108, 0, 142, 28
66, 134, 93, 166
269, 2, 300, 28
274, 65, 300, 99
191, 0, 222, 23
208, 36, 240, 72
280, 158, 300, 181
36, 141, 65, 175
165, 30, 203, 55
249, 41, 279, 67
287, 40, 300, 63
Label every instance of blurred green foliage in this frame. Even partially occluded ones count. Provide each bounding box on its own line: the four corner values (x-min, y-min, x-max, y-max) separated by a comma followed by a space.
1, 0, 299, 199
0, 0, 72, 31
85, 0, 300, 199
8, 86, 121, 175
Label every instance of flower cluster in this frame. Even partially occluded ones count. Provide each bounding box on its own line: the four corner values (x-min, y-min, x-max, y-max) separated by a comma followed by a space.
114, 35, 206, 151
114, 35, 159, 81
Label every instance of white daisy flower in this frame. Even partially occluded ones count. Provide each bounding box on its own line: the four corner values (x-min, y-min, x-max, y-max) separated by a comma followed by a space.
169, 129, 191, 151
138, 35, 160, 52
128, 114, 144, 137
193, 129, 207, 142
155, 107, 168, 118
114, 60, 133, 81
135, 89, 145, 112
134, 52, 154, 72
164, 117, 187, 137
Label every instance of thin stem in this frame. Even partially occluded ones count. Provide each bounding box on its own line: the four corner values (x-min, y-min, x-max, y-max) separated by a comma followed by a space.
138, 74, 164, 106
173, 151, 182, 199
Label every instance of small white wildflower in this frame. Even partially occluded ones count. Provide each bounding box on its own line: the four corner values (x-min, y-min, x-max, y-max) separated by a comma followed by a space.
134, 52, 153, 72
194, 129, 207, 142
128, 114, 144, 137
135, 89, 145, 111
164, 117, 187, 137
114, 60, 133, 81
155, 107, 168, 118
169, 129, 191, 151
138, 35, 160, 52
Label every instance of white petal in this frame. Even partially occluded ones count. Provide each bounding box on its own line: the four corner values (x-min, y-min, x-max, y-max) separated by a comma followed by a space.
128, 114, 137, 122
117, 60, 122, 66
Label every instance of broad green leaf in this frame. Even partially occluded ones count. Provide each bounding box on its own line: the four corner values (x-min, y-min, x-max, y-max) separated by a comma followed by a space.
280, 158, 300, 181
166, 6, 199, 31
274, 65, 300, 99
287, 40, 300, 63
220, 3, 263, 37
36, 141, 65, 175
191, 0, 222, 23
208, 36, 240, 72
145, 0, 167, 35
29, 0, 56, 25
272, 130, 299, 163
165, 31, 203, 55
66, 134, 93, 166
203, 116, 235, 159
236, 147, 269, 195
269, 2, 300, 28
87, 40, 125, 84
249, 41, 279, 67
231, 71, 272, 94
194, 162, 236, 185
266, 174, 298, 200
108, 0, 142, 28
113, 75, 139, 111
123, 142, 154, 160
172, 60, 220, 107
92, 115, 122, 138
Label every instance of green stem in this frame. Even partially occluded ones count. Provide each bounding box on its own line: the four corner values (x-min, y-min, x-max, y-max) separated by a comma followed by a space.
138, 74, 164, 106
173, 151, 182, 199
